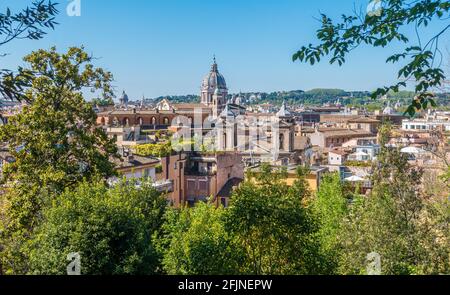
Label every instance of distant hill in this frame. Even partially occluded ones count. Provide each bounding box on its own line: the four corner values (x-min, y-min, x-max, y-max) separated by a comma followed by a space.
151, 95, 200, 104
146, 89, 450, 108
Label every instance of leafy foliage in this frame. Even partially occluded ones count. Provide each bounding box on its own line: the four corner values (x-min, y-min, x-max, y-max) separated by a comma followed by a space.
0, 47, 118, 194
293, 0, 450, 115
225, 164, 327, 275
156, 202, 243, 275
27, 179, 167, 275
133, 142, 173, 158
0, 1, 59, 100
0, 47, 118, 274
337, 125, 449, 274
311, 173, 348, 273
91, 97, 114, 106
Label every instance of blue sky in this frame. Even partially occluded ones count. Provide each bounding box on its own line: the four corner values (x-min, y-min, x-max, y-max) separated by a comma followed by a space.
1, 0, 449, 100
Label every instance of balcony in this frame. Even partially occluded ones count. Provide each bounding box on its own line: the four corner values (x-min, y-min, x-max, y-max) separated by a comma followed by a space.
152, 179, 174, 193
185, 169, 216, 177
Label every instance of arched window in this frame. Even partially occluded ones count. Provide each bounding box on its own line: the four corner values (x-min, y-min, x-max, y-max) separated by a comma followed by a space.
100, 117, 106, 126
223, 132, 227, 150
163, 117, 169, 125
137, 117, 143, 125
279, 134, 284, 150
151, 117, 157, 125
123, 117, 130, 126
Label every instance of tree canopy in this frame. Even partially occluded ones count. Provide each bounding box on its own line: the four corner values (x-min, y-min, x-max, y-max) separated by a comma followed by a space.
156, 202, 243, 275
293, 0, 450, 116
28, 179, 167, 275
0, 47, 118, 194
0, 47, 118, 274
0, 1, 59, 100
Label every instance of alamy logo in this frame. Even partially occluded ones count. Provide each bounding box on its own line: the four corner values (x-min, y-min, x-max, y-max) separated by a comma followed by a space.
67, 0, 81, 17
67, 252, 81, 275
366, 252, 381, 275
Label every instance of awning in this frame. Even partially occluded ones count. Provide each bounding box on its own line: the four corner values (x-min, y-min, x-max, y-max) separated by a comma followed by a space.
344, 175, 365, 182
400, 146, 426, 154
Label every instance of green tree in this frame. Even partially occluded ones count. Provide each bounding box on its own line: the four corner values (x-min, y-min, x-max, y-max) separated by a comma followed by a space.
134, 142, 172, 158
0, 47, 118, 274
293, 0, 450, 115
27, 178, 167, 275
91, 97, 114, 106
224, 164, 325, 275
0, 1, 59, 100
156, 202, 243, 275
338, 125, 449, 274
311, 173, 348, 273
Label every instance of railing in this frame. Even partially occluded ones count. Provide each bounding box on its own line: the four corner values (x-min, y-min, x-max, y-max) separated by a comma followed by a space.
185, 169, 216, 177
153, 180, 174, 193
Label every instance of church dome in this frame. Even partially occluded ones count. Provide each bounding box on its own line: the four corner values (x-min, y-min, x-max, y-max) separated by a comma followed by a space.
202, 58, 227, 91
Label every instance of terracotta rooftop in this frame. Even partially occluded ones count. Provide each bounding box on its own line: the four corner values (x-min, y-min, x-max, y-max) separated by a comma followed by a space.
347, 116, 380, 123
318, 128, 374, 138
328, 148, 350, 156
172, 103, 211, 110
113, 155, 160, 170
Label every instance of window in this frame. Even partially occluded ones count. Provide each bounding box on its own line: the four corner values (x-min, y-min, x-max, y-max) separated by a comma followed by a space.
143, 168, 152, 177
199, 181, 207, 191
187, 180, 196, 191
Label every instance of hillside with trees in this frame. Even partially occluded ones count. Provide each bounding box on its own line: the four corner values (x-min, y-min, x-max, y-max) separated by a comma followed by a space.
147, 89, 449, 109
